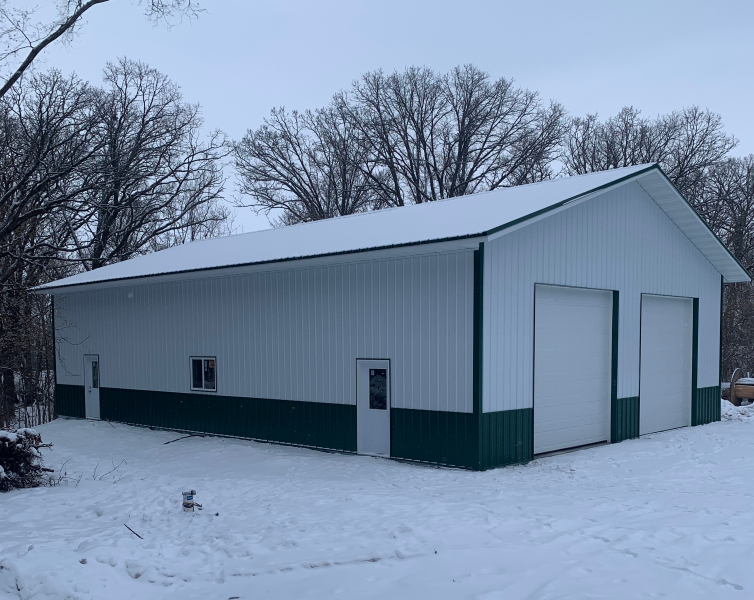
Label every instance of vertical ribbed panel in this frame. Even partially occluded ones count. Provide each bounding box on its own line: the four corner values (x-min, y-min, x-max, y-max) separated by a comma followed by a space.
390, 408, 478, 468
611, 397, 640, 442
480, 408, 533, 469
99, 387, 357, 451
55, 384, 85, 418
693, 386, 721, 426
55, 250, 474, 413
484, 181, 722, 412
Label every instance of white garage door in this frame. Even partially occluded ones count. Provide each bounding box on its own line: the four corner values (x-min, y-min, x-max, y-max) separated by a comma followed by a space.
534, 285, 613, 454
639, 295, 693, 435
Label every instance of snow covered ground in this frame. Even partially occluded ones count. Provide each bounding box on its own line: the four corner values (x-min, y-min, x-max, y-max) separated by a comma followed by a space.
2, 402, 754, 600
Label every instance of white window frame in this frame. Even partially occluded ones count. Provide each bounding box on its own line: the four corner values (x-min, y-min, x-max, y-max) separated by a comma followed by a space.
190, 356, 217, 392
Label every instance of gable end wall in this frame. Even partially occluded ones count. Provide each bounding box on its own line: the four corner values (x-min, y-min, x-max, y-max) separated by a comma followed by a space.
482, 181, 722, 412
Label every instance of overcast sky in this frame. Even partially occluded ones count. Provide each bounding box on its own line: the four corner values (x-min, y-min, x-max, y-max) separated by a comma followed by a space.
40, 0, 754, 233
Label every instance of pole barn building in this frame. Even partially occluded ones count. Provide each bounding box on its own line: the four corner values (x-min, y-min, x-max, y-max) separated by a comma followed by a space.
39, 164, 750, 470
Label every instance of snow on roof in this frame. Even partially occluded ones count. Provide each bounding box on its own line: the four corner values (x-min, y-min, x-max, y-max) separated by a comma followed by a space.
37, 163, 750, 291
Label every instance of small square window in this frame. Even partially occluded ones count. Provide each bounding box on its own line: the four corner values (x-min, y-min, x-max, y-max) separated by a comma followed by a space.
190, 357, 216, 392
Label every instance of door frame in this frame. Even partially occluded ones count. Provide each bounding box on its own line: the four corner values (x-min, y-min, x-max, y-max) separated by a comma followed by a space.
531, 283, 617, 453
355, 358, 392, 457
83, 353, 101, 420
638, 293, 696, 435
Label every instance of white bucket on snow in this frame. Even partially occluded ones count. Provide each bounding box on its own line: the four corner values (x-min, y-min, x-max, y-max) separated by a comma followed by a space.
182, 490, 196, 512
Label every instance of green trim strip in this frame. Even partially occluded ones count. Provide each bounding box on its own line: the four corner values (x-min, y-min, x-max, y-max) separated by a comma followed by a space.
51, 296, 58, 418
100, 387, 356, 452
609, 290, 640, 443
480, 408, 533, 469
720, 274, 724, 388
611, 397, 639, 442
55, 384, 85, 418
391, 408, 477, 469
691, 298, 700, 425
610, 291, 620, 437
610, 290, 639, 444
392, 406, 534, 471
694, 386, 721, 426
473, 243, 484, 468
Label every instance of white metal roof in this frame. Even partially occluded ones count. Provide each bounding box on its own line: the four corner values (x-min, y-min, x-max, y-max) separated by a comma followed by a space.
38, 163, 750, 291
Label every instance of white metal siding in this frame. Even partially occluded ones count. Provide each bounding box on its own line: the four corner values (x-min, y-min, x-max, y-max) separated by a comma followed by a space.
55, 250, 475, 412
484, 181, 721, 412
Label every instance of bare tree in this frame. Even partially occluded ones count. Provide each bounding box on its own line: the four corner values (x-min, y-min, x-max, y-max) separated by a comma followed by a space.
234, 105, 380, 225
156, 197, 234, 247
340, 67, 446, 207
235, 65, 567, 221
697, 157, 754, 269
70, 58, 228, 270
0, 275, 56, 428
0, 69, 102, 285
691, 157, 754, 376
343, 65, 566, 206
442, 65, 566, 192
0, 0, 202, 100
0, 68, 100, 426
562, 106, 737, 200
667, 107, 739, 202
0, 59, 231, 426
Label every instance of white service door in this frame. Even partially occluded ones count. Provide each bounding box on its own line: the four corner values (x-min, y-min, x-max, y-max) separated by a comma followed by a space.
534, 285, 613, 454
639, 295, 693, 435
357, 360, 390, 456
84, 354, 100, 419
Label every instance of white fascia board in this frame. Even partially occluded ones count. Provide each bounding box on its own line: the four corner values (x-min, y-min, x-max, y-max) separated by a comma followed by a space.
485, 175, 639, 242
635, 170, 750, 283
37, 236, 485, 295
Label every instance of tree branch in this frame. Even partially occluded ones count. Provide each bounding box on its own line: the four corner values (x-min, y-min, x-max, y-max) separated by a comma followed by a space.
0, 0, 111, 101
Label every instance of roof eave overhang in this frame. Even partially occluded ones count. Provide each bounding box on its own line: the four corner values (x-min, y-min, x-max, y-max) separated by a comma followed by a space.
633, 167, 750, 284
33, 235, 487, 294
35, 163, 749, 294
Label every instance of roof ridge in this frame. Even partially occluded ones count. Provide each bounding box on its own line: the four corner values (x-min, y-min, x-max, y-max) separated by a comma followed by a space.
188, 163, 659, 249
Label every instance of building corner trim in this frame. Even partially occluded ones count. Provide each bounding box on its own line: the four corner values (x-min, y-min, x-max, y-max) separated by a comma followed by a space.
51, 295, 58, 420
691, 298, 700, 425
473, 243, 484, 470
